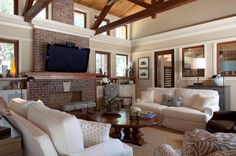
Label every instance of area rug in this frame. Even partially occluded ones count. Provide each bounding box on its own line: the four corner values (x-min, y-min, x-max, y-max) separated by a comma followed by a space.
129, 126, 183, 156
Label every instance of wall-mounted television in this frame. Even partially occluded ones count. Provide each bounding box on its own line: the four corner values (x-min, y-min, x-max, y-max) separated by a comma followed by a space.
46, 44, 90, 72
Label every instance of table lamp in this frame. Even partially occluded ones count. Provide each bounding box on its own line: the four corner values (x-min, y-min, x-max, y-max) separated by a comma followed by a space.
191, 58, 206, 85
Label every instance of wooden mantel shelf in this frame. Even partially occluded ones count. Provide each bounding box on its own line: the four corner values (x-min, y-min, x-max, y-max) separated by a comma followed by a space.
22, 72, 97, 80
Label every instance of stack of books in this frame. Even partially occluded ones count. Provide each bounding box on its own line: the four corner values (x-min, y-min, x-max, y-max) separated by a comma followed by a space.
140, 111, 156, 119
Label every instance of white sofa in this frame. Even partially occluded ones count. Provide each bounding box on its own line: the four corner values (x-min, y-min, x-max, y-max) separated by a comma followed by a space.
133, 88, 220, 132
5, 98, 133, 156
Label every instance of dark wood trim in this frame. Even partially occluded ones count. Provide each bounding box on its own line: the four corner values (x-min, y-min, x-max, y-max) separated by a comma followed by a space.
74, 10, 87, 28
24, 0, 52, 22
95, 0, 197, 35
116, 54, 128, 77
217, 40, 236, 77
0, 38, 19, 77
127, 0, 151, 8
22, 72, 97, 80
23, 0, 34, 15
182, 45, 205, 77
91, 0, 116, 30
95, 51, 111, 77
94, 16, 110, 35
14, 0, 19, 15
154, 49, 175, 87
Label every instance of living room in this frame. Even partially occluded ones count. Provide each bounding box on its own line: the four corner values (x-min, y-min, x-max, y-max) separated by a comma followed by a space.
0, 0, 236, 156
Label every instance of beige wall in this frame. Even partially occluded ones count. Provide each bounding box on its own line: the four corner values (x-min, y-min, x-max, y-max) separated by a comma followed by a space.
132, 17, 236, 111
131, 0, 236, 39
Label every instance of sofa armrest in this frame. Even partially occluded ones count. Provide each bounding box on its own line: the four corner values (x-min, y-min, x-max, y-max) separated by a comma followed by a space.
79, 138, 133, 156
78, 119, 111, 147
154, 144, 179, 156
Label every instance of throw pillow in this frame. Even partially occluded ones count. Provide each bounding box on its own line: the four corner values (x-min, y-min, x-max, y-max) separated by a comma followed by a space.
79, 119, 111, 147
191, 94, 215, 112
161, 94, 182, 107
0, 97, 11, 116
140, 90, 154, 103
182, 129, 236, 156
9, 98, 44, 118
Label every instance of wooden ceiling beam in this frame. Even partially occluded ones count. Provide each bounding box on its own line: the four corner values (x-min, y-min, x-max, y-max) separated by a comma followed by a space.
23, 0, 34, 16
91, 0, 116, 30
127, 0, 151, 8
151, 0, 157, 19
95, 0, 197, 35
24, 0, 52, 22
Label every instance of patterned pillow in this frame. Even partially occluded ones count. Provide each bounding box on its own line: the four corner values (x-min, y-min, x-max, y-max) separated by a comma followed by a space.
191, 94, 215, 112
79, 119, 111, 147
182, 129, 236, 156
161, 94, 182, 107
207, 150, 236, 156
154, 144, 179, 156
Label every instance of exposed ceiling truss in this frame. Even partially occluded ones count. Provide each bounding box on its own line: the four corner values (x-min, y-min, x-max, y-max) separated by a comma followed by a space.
22, 0, 197, 36
94, 0, 197, 35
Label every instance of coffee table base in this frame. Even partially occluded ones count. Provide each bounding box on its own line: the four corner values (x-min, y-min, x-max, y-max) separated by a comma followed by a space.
111, 127, 146, 146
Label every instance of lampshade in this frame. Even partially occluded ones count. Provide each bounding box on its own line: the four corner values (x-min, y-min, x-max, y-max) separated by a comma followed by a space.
191, 58, 206, 69
220, 60, 236, 72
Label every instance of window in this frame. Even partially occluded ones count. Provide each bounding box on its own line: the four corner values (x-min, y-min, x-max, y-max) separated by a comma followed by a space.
0, 0, 18, 15
34, 0, 47, 19
217, 41, 236, 77
95, 16, 110, 35
74, 10, 86, 28
116, 54, 128, 77
0, 38, 18, 77
182, 45, 205, 77
95, 51, 110, 76
116, 26, 127, 40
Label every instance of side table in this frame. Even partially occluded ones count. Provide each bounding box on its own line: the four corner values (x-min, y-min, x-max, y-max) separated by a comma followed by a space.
0, 116, 22, 156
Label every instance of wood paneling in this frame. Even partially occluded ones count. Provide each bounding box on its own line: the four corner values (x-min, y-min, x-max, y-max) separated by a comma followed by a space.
74, 0, 150, 17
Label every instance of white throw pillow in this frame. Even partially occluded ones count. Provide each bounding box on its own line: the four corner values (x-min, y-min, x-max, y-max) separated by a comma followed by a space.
28, 104, 84, 155
191, 94, 215, 112
79, 119, 111, 147
140, 90, 154, 103
9, 98, 44, 118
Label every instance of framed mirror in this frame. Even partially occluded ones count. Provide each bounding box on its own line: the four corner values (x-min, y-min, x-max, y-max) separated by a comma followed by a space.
182, 45, 205, 77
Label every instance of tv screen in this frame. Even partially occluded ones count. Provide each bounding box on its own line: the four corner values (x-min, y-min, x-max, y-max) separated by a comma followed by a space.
46, 44, 90, 72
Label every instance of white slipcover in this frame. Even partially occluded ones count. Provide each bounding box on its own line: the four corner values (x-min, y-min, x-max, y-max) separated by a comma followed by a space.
7, 111, 58, 156
28, 104, 84, 156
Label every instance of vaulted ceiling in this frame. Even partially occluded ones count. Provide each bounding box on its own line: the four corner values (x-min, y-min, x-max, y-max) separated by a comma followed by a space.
74, 0, 160, 18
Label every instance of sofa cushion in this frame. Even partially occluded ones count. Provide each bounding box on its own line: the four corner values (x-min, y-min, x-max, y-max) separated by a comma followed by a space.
161, 94, 182, 107
191, 94, 215, 112
148, 88, 176, 103
133, 102, 168, 115
175, 88, 218, 107
0, 96, 11, 116
140, 90, 154, 103
79, 119, 111, 147
162, 107, 210, 122
9, 98, 44, 118
182, 129, 236, 156
7, 111, 58, 156
28, 104, 84, 155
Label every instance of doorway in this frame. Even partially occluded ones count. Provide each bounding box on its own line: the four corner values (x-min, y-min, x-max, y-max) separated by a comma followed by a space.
155, 50, 175, 88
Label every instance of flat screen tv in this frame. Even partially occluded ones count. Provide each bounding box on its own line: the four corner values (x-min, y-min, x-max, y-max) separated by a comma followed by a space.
46, 44, 90, 72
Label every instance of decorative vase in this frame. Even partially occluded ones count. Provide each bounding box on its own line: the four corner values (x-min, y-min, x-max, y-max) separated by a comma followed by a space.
212, 77, 224, 86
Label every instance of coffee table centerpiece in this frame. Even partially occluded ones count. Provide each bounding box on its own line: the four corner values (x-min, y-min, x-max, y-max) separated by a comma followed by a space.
89, 109, 162, 146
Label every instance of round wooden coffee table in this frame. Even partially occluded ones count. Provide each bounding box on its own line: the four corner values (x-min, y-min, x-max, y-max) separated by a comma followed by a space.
89, 109, 162, 146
